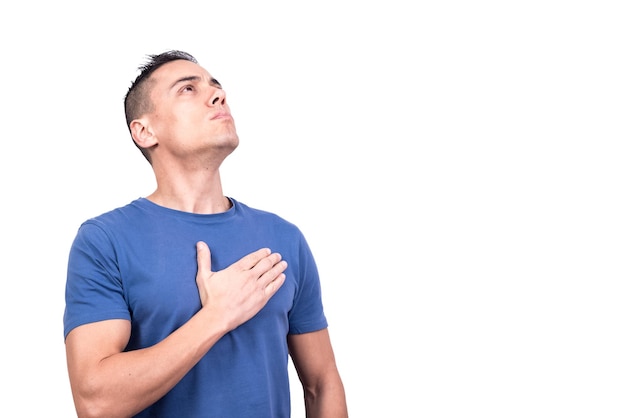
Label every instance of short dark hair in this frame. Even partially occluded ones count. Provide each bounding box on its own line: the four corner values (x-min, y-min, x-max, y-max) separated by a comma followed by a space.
124, 50, 198, 163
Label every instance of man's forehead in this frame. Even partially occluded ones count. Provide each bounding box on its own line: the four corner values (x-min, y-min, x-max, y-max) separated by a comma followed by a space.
152, 59, 213, 85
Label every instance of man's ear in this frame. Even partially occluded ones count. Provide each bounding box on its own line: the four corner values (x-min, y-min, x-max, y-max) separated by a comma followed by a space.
130, 119, 158, 149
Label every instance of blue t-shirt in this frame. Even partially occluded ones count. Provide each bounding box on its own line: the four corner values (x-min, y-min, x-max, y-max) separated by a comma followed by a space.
63, 197, 327, 417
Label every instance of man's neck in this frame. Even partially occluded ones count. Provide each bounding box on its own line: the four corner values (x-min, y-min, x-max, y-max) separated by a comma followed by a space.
147, 168, 230, 214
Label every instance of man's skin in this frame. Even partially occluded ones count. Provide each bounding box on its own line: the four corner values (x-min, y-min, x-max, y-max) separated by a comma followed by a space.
65, 59, 347, 418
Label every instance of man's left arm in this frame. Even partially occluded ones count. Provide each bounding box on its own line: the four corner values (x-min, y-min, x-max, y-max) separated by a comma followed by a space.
288, 328, 349, 418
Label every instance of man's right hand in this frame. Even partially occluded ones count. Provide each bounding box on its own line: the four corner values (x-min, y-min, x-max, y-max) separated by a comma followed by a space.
194, 241, 287, 332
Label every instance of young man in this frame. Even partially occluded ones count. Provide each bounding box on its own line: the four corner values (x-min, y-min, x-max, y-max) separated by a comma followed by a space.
63, 50, 348, 418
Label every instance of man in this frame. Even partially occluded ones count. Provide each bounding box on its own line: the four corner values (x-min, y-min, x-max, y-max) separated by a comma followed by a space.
63, 50, 348, 418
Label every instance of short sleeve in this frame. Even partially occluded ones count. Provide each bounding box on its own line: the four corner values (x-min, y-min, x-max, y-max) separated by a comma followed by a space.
63, 221, 130, 339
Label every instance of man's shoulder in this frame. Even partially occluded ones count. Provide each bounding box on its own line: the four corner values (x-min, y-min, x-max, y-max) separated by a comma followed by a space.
233, 198, 296, 227
80, 198, 146, 229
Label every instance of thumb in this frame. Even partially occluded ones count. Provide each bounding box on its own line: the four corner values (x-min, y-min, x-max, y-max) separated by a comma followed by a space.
196, 241, 212, 274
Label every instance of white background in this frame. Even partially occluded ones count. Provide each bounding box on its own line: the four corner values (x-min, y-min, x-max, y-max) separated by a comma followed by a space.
1, 1, 624, 417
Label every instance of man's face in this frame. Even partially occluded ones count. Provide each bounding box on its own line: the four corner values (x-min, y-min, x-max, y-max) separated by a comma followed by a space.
146, 59, 239, 162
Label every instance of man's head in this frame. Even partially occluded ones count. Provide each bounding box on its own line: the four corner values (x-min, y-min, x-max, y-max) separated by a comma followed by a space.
124, 50, 238, 165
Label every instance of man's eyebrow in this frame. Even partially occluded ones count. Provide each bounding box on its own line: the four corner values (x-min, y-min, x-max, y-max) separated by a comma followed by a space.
170, 75, 201, 89
169, 76, 222, 89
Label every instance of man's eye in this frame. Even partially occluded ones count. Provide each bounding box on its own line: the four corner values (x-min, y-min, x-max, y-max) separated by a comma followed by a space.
182, 85, 195, 92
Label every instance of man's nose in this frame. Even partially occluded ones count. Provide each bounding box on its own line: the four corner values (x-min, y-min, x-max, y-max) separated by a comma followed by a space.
209, 88, 226, 106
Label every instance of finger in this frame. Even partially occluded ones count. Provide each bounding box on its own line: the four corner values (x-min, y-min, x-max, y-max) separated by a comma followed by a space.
236, 248, 272, 271
248, 252, 284, 276
264, 272, 286, 296
258, 260, 288, 287
196, 241, 212, 274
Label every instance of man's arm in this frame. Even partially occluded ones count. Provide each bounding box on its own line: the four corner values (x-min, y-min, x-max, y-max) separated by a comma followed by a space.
288, 328, 348, 418
65, 242, 286, 418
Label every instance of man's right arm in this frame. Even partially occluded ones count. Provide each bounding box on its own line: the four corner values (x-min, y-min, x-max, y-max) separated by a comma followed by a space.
65, 243, 287, 418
